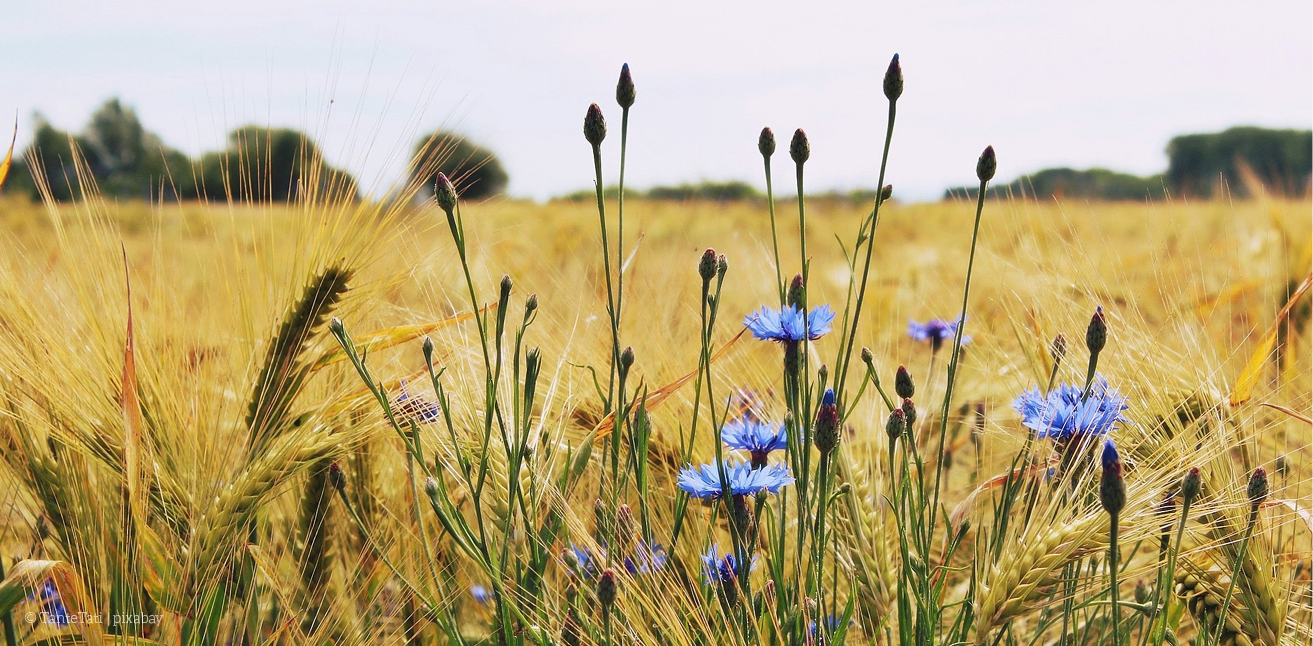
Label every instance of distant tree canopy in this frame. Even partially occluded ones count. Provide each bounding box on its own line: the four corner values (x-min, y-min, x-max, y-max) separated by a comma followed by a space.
556, 180, 764, 203
4, 98, 358, 203
1166, 127, 1311, 198
412, 130, 508, 201
944, 168, 1167, 201
946, 127, 1311, 201
194, 126, 358, 202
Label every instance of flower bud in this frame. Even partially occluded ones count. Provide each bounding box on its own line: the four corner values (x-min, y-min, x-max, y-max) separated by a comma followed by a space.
424, 476, 439, 498
759, 127, 776, 158
1086, 306, 1107, 355
716, 254, 728, 280
422, 336, 435, 363
1051, 334, 1067, 367
327, 461, 345, 493
619, 346, 635, 381
789, 129, 809, 165
615, 504, 637, 555
1247, 468, 1268, 509
814, 389, 839, 453
880, 184, 893, 202
731, 494, 753, 537
895, 365, 915, 399
901, 397, 917, 429
976, 145, 997, 183
1099, 439, 1125, 516
615, 63, 636, 109
883, 53, 903, 101
593, 498, 609, 538
597, 568, 618, 608
525, 293, 538, 317
435, 172, 458, 214
787, 274, 805, 309
562, 613, 582, 646
584, 103, 607, 147
499, 274, 513, 302
1181, 467, 1201, 503
1134, 579, 1150, 604
885, 407, 906, 442
329, 316, 344, 336
860, 347, 873, 368
698, 248, 717, 283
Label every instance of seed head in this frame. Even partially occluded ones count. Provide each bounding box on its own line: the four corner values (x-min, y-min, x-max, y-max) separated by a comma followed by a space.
616, 63, 636, 109
814, 389, 839, 453
759, 127, 776, 158
976, 145, 997, 183
1086, 306, 1107, 355
698, 248, 717, 283
434, 172, 458, 214
885, 407, 906, 442
895, 365, 915, 399
584, 103, 607, 147
883, 53, 903, 101
1181, 467, 1201, 503
789, 129, 809, 164
1247, 467, 1268, 509
327, 461, 346, 493
597, 568, 618, 608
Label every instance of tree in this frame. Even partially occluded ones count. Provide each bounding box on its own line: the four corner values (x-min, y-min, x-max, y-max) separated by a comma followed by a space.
194, 126, 357, 202
1166, 127, 1312, 198
411, 130, 508, 201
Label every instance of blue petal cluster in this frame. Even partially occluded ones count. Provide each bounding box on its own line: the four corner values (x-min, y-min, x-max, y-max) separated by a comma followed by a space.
677, 460, 795, 499
562, 544, 599, 578
907, 317, 970, 347
1012, 377, 1128, 442
720, 419, 787, 458
28, 579, 69, 626
744, 305, 835, 343
470, 584, 494, 605
624, 542, 669, 574
700, 544, 755, 585
394, 389, 441, 423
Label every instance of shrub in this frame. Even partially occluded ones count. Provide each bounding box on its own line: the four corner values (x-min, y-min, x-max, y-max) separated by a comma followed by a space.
411, 130, 508, 201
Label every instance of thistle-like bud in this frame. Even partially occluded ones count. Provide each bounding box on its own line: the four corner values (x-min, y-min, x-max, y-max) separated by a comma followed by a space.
759, 127, 776, 158
619, 346, 635, 381
584, 103, 607, 147
499, 274, 513, 303
860, 347, 874, 368
698, 248, 717, 283
1099, 439, 1125, 516
901, 397, 917, 429
716, 253, 728, 280
1181, 467, 1201, 504
880, 184, 893, 202
1247, 468, 1268, 509
818, 364, 829, 386
976, 145, 997, 183
424, 476, 439, 498
597, 568, 618, 608
1134, 579, 1150, 604
787, 274, 805, 309
784, 342, 801, 377
615, 504, 637, 555
789, 129, 809, 165
327, 461, 345, 493
435, 172, 458, 214
525, 293, 539, 317
885, 407, 906, 442
562, 613, 582, 646
895, 365, 915, 399
593, 498, 609, 538
616, 63, 636, 109
813, 389, 839, 453
329, 316, 344, 336
422, 336, 435, 364
731, 494, 753, 537
1086, 306, 1107, 355
1051, 334, 1067, 367
883, 53, 903, 101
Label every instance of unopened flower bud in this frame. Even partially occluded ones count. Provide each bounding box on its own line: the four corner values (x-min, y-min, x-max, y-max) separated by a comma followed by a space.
619, 346, 635, 381
1086, 306, 1107, 355
698, 248, 717, 282
789, 129, 809, 164
717, 253, 728, 279
759, 127, 776, 158
1182, 467, 1201, 503
901, 397, 917, 428
499, 274, 513, 302
422, 336, 435, 363
814, 389, 839, 453
883, 53, 903, 101
1134, 579, 1150, 604
885, 407, 906, 442
329, 316, 345, 335
880, 184, 893, 202
1247, 468, 1268, 509
860, 347, 874, 368
787, 274, 805, 309
976, 145, 997, 183
615, 63, 636, 109
327, 461, 345, 492
895, 365, 915, 399
1100, 439, 1125, 516
584, 103, 607, 147
434, 172, 458, 214
597, 568, 618, 608
424, 476, 439, 498
525, 293, 538, 316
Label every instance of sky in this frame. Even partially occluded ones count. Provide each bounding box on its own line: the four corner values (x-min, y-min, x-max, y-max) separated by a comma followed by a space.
5, 0, 1311, 202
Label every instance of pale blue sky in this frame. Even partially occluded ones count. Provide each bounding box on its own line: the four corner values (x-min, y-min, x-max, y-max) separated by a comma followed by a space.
5, 1, 1311, 201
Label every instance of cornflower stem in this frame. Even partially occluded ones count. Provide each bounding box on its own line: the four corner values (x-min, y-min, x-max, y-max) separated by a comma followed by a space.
1152, 494, 1193, 645
1082, 351, 1100, 401
765, 156, 785, 305
833, 98, 897, 399
1206, 503, 1261, 646
670, 272, 723, 547
1109, 510, 1121, 646
591, 142, 621, 414
407, 424, 442, 591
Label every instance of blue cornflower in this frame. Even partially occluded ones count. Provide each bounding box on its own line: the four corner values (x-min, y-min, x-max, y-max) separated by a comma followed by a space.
699, 544, 757, 585
562, 544, 599, 578
720, 418, 787, 465
394, 387, 441, 423
907, 316, 970, 351
28, 579, 70, 626
810, 614, 851, 642
677, 460, 794, 499
745, 305, 835, 343
470, 584, 494, 605
624, 542, 668, 574
1012, 377, 1128, 443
